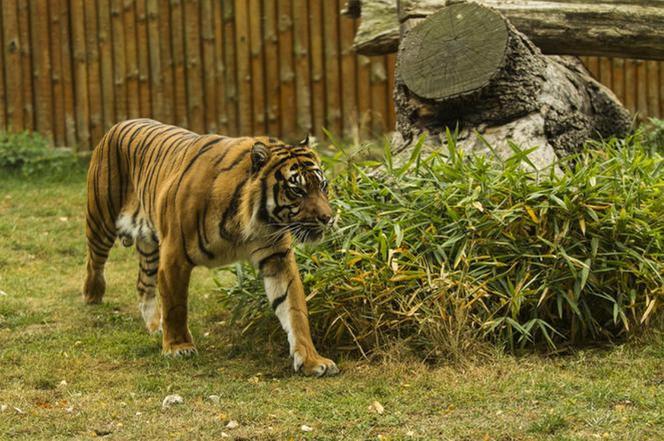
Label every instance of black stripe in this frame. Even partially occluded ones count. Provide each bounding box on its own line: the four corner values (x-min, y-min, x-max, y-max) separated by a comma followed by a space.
258, 249, 291, 270
151, 134, 197, 217
139, 264, 158, 277
250, 240, 285, 256
217, 149, 249, 172
271, 279, 293, 310
219, 176, 248, 241
136, 242, 159, 257
196, 208, 215, 260
181, 229, 195, 266
168, 138, 221, 207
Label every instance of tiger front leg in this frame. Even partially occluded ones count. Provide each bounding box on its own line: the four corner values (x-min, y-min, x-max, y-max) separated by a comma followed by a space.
157, 244, 196, 357
257, 251, 339, 377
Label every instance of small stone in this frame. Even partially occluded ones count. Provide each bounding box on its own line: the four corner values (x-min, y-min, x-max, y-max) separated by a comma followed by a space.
406, 430, 415, 437
66, 406, 74, 413
0, 404, 7, 412
221, 433, 230, 438
226, 420, 239, 429
162, 394, 184, 408
135, 411, 142, 416
207, 395, 220, 403
301, 425, 313, 432
0, 290, 7, 296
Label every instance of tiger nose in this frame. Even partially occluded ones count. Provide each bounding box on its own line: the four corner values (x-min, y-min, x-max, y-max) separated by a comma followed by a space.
317, 214, 332, 225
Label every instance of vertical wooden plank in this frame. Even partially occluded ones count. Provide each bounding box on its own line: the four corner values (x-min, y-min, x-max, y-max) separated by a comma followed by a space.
599, 57, 612, 89
212, 0, 228, 134
123, 0, 140, 118
30, 0, 54, 142
624, 59, 637, 114
356, 53, 371, 139
249, 0, 266, 134
158, 0, 173, 124
234, 0, 252, 135
611, 58, 625, 105
660, 61, 664, 118
636, 60, 648, 119
308, 0, 325, 139
170, 0, 188, 128
212, 0, 227, 133
277, 0, 295, 139
70, 0, 90, 148
98, 0, 116, 130
586, 56, 600, 79
2, 1, 23, 131
146, 0, 163, 122
322, 0, 341, 136
201, 0, 217, 132
339, 13, 357, 139
111, 0, 127, 121
646, 61, 660, 119
183, 0, 203, 132
84, 0, 104, 145
370, 56, 388, 135
58, 0, 76, 145
386, 53, 397, 131
17, 0, 34, 131
49, 0, 65, 144
263, 0, 280, 136
292, 0, 311, 137
136, 0, 152, 117
223, 1, 238, 135
0, 5, 6, 131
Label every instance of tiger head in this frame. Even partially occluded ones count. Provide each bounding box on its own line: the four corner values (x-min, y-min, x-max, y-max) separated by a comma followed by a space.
250, 136, 333, 243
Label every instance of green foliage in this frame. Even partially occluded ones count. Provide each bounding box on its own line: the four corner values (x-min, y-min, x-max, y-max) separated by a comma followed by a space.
645, 118, 664, 151
217, 131, 663, 358
0, 131, 83, 177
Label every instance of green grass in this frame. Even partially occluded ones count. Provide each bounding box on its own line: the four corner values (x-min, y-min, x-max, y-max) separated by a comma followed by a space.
0, 164, 662, 440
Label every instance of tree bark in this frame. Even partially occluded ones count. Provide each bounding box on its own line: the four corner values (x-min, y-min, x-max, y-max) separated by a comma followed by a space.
345, 0, 664, 60
394, 2, 632, 168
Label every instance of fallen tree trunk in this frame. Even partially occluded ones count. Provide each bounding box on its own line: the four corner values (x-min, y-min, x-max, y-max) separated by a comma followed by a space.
344, 0, 664, 60
394, 2, 632, 168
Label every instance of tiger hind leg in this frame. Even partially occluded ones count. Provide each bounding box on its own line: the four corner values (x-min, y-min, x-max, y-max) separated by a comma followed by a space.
83, 216, 116, 304
136, 236, 162, 334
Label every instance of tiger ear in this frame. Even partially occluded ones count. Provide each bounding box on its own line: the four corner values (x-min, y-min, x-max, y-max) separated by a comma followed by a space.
251, 142, 270, 173
299, 134, 310, 146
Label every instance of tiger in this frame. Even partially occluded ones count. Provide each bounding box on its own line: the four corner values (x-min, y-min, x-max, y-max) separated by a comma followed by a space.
83, 118, 338, 377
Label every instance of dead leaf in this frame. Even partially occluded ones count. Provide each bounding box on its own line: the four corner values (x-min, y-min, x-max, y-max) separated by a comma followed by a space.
369, 400, 385, 414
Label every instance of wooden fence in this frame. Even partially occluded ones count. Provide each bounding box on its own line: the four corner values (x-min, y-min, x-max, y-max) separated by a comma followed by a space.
0, 1, 662, 150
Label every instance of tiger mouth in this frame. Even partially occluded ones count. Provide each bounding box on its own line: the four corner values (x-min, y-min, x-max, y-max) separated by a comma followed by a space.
291, 224, 325, 243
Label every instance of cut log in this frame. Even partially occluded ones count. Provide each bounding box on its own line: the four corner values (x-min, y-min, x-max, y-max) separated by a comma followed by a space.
346, 0, 664, 60
394, 2, 632, 168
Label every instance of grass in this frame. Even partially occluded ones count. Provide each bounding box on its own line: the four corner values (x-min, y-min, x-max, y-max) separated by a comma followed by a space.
0, 156, 661, 440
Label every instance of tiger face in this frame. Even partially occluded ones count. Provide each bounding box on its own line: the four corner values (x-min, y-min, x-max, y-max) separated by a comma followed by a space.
252, 138, 333, 243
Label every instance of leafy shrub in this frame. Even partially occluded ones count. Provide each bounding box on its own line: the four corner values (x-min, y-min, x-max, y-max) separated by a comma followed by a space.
645, 118, 664, 151
0, 131, 82, 177
217, 131, 663, 358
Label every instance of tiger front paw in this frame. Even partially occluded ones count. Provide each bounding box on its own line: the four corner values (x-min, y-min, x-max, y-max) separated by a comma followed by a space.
293, 347, 339, 377
162, 341, 197, 357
